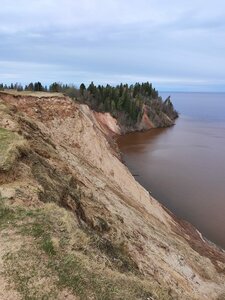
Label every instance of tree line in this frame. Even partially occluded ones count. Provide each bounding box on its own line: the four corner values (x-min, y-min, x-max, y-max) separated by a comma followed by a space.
0, 81, 177, 126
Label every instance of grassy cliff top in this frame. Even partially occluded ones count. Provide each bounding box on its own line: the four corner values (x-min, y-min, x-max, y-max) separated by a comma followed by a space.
0, 90, 65, 98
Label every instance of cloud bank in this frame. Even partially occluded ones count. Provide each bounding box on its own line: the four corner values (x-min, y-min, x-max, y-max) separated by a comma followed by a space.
1, 0, 225, 91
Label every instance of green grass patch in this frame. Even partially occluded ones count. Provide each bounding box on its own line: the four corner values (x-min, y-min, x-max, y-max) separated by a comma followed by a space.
0, 127, 27, 171
0, 201, 14, 225
3, 248, 58, 300
1, 202, 175, 300
0, 196, 40, 228
0, 197, 56, 257
19, 211, 57, 257
0, 196, 17, 227
53, 254, 156, 300
41, 234, 56, 256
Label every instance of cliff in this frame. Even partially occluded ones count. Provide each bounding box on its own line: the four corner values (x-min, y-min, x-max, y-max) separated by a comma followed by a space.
0, 90, 225, 300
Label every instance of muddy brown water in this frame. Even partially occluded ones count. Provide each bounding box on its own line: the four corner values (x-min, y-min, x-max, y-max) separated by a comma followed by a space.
117, 92, 225, 249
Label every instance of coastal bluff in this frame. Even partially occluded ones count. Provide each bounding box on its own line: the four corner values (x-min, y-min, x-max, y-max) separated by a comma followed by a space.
0, 90, 225, 300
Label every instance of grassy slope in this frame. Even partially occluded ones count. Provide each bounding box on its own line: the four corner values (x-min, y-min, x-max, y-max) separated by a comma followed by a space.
0, 198, 172, 300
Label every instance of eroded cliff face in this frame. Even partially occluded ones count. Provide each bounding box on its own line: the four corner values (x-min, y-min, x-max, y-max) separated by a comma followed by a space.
0, 91, 225, 300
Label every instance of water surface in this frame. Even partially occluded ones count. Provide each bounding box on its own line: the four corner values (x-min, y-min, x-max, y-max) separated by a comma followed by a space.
118, 92, 225, 249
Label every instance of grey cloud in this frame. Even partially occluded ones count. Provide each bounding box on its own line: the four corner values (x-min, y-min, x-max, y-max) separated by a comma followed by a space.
0, 0, 225, 91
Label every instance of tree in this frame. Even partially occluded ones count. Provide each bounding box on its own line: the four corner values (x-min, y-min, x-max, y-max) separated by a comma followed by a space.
34, 82, 43, 92
80, 83, 86, 96
49, 82, 61, 93
26, 83, 34, 91
87, 82, 96, 94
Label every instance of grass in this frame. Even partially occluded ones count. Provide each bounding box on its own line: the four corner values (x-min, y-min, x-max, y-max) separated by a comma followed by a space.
3, 248, 58, 300
0, 196, 25, 228
90, 234, 139, 273
0, 89, 64, 98
54, 254, 157, 300
0, 201, 175, 300
1, 202, 59, 299
0, 199, 14, 225
0, 127, 27, 171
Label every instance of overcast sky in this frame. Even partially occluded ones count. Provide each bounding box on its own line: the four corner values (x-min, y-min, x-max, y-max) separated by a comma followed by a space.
1, 0, 225, 91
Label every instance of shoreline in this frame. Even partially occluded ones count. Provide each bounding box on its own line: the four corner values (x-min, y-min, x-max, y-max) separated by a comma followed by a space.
116, 126, 225, 254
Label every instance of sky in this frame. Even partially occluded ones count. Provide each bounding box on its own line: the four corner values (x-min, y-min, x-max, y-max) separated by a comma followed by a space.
1, 0, 225, 92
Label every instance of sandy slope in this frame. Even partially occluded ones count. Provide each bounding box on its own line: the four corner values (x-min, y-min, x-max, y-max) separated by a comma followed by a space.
0, 91, 225, 300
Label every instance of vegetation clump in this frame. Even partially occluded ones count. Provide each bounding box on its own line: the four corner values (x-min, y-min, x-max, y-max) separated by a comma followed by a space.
0, 128, 27, 172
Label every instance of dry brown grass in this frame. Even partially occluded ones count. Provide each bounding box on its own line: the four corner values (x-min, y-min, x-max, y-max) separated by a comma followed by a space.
0, 199, 175, 300
0, 128, 28, 171
0, 90, 64, 98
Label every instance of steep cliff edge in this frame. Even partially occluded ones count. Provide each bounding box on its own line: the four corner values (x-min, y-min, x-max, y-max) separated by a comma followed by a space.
0, 91, 225, 300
